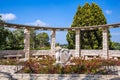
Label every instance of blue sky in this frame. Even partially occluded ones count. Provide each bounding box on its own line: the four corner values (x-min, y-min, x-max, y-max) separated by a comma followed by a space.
0, 0, 120, 44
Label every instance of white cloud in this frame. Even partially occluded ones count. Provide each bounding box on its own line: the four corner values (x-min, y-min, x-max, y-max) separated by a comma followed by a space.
105, 10, 112, 15
0, 13, 16, 21
26, 19, 48, 26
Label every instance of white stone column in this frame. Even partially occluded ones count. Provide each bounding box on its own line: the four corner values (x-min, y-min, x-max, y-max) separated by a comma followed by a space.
24, 28, 30, 60
51, 29, 56, 54
75, 29, 81, 57
102, 27, 109, 59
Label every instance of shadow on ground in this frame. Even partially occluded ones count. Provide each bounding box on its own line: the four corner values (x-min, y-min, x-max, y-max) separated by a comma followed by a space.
111, 77, 120, 80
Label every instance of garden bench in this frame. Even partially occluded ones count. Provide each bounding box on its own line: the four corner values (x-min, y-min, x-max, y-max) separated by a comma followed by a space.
84, 54, 99, 60
32, 53, 48, 59
4, 54, 22, 60
32, 53, 54, 59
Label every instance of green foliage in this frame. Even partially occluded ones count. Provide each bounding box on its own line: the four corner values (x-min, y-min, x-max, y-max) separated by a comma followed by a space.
0, 27, 10, 49
0, 15, 24, 49
10, 29, 24, 49
0, 15, 10, 49
0, 15, 4, 22
30, 30, 36, 49
66, 31, 75, 49
30, 31, 50, 50
60, 44, 68, 48
110, 42, 120, 50
0, 26, 50, 50
66, 3, 111, 49
0, 29, 24, 50
36, 32, 50, 48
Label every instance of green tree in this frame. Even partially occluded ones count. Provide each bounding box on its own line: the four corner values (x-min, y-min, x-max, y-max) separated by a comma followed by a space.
9, 29, 24, 49
30, 30, 36, 49
0, 15, 10, 49
0, 27, 10, 49
5, 30, 14, 49
111, 42, 120, 50
36, 32, 50, 49
66, 3, 111, 49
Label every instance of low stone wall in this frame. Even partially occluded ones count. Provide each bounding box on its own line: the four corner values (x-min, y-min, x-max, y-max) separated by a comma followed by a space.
13, 74, 120, 80
27, 50, 120, 58
0, 65, 23, 74
0, 65, 120, 80
81, 50, 102, 56
1, 74, 120, 80
30, 50, 50, 56
109, 50, 120, 58
0, 50, 120, 59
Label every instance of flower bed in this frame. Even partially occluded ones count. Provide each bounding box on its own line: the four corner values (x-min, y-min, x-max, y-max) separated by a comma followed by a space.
19, 56, 120, 74
1, 55, 120, 74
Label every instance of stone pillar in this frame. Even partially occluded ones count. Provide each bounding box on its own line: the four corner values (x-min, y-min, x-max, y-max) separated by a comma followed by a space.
102, 27, 109, 59
24, 28, 30, 60
51, 29, 56, 54
75, 29, 81, 57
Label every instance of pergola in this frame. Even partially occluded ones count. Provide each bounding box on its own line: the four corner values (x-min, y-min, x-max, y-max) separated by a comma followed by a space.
0, 22, 120, 60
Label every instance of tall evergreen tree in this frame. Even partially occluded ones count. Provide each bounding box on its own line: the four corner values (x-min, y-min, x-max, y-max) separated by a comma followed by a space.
66, 3, 111, 49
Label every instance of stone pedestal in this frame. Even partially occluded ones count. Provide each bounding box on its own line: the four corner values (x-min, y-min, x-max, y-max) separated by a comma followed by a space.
24, 28, 30, 60
51, 29, 56, 54
75, 30, 81, 57
102, 27, 109, 59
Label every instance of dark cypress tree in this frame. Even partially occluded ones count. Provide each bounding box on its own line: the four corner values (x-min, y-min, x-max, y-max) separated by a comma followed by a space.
66, 3, 111, 49
90, 3, 107, 49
